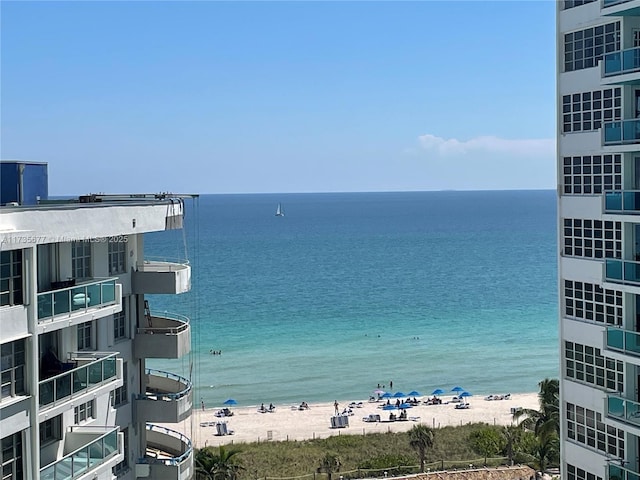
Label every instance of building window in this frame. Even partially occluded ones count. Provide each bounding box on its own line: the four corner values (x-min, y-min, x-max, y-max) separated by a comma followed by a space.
564, 22, 620, 72
39, 415, 62, 446
1, 339, 25, 401
0, 250, 23, 307
1, 432, 24, 480
562, 88, 622, 133
112, 427, 129, 476
112, 362, 128, 407
562, 0, 596, 9
564, 280, 622, 326
113, 310, 127, 341
71, 241, 91, 279
74, 400, 94, 423
108, 238, 127, 275
566, 402, 624, 457
563, 218, 622, 259
77, 322, 93, 351
567, 465, 602, 480
562, 154, 622, 194
565, 341, 624, 391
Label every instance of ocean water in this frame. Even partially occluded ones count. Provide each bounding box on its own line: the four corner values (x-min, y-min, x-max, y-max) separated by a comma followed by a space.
146, 190, 559, 407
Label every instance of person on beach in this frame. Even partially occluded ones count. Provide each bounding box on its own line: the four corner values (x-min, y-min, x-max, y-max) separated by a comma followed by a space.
334, 400, 339, 415
201, 399, 205, 411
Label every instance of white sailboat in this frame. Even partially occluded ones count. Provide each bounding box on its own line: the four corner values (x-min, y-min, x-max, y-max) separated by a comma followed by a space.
275, 203, 284, 217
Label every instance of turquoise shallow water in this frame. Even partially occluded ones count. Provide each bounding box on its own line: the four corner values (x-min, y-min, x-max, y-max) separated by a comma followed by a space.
146, 190, 559, 407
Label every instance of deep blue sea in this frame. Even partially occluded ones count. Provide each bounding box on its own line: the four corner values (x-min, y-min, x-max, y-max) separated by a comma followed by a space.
146, 190, 559, 407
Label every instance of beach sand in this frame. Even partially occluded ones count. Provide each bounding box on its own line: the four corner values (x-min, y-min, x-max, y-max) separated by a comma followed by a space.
167, 393, 540, 448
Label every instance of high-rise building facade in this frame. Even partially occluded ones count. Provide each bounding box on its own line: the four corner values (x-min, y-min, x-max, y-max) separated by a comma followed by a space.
558, 1, 640, 478
0, 162, 196, 480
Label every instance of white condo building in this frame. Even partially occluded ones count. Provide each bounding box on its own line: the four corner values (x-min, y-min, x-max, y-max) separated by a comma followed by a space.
558, 1, 640, 478
0, 163, 196, 480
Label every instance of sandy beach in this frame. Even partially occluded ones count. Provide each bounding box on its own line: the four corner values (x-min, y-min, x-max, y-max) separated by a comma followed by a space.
167, 393, 540, 448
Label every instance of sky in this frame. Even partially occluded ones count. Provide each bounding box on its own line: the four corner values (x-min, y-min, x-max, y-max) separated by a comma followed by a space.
1, 1, 556, 195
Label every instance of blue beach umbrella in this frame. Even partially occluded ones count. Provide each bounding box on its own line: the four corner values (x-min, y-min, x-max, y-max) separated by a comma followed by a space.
381, 392, 392, 399
399, 403, 412, 409
408, 390, 421, 396
451, 386, 465, 393
393, 391, 406, 398
432, 389, 445, 395
460, 392, 472, 398
223, 398, 238, 405
383, 404, 397, 410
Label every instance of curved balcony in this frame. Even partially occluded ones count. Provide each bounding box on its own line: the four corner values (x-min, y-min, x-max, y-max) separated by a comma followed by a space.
40, 426, 123, 480
39, 352, 122, 410
135, 369, 192, 423
132, 257, 191, 295
136, 425, 193, 480
37, 278, 121, 324
134, 311, 191, 359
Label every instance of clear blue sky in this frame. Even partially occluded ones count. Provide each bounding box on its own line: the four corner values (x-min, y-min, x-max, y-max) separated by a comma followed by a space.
1, 1, 556, 195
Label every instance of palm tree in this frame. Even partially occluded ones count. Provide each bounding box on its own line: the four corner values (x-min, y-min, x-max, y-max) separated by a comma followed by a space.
513, 378, 559, 440
317, 453, 341, 480
195, 445, 244, 480
501, 425, 522, 466
408, 424, 435, 472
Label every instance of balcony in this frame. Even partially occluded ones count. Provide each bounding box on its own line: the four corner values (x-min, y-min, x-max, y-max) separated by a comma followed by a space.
604, 47, 640, 76
606, 326, 640, 356
603, 120, 640, 146
607, 394, 640, 427
605, 259, 640, 286
608, 463, 639, 480
135, 425, 193, 480
601, 0, 640, 16
40, 426, 123, 480
39, 352, 122, 409
605, 191, 640, 212
134, 311, 191, 359
135, 369, 192, 423
132, 257, 191, 295
37, 278, 120, 323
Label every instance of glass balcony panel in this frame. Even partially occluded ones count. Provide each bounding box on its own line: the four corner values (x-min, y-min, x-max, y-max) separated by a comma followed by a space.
72, 367, 88, 393
625, 331, 640, 354
40, 381, 54, 406
88, 362, 103, 385
104, 430, 118, 456
623, 120, 640, 143
608, 396, 625, 418
72, 448, 89, 477
103, 358, 115, 379
625, 262, 640, 283
606, 259, 624, 281
606, 192, 623, 210
605, 122, 622, 143
57, 457, 73, 480
607, 328, 625, 350
54, 290, 71, 316
84, 283, 101, 308
622, 191, 640, 211
55, 376, 71, 401
38, 295, 53, 320
88, 440, 103, 468
102, 281, 115, 303
605, 52, 623, 75
622, 48, 640, 72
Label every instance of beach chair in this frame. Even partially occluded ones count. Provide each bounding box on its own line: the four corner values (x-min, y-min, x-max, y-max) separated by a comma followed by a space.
215, 422, 234, 436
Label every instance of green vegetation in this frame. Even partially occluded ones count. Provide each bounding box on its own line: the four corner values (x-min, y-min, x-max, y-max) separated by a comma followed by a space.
195, 379, 560, 479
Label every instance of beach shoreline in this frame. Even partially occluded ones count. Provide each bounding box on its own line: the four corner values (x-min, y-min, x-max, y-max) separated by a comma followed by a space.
165, 392, 540, 448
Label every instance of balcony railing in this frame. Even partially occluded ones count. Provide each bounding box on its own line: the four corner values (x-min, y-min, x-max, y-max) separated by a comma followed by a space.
604, 120, 640, 145
40, 426, 120, 480
607, 394, 640, 427
132, 257, 191, 295
608, 463, 639, 480
605, 259, 640, 285
134, 311, 191, 359
39, 352, 119, 408
37, 278, 117, 322
603, 0, 633, 6
606, 326, 640, 356
605, 191, 640, 212
140, 368, 192, 401
137, 424, 193, 478
604, 47, 640, 76
136, 256, 190, 272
